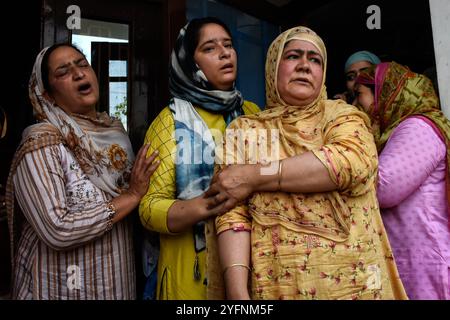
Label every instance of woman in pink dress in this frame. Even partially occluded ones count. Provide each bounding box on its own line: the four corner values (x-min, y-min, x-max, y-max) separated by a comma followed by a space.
353, 61, 450, 299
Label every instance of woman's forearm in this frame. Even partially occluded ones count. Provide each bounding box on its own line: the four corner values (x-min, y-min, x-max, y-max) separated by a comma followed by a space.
207, 152, 338, 206
166, 196, 210, 233
111, 191, 141, 224
254, 152, 337, 193
218, 229, 251, 300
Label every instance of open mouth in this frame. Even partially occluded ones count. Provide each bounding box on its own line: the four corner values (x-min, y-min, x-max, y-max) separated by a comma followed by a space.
77, 82, 92, 94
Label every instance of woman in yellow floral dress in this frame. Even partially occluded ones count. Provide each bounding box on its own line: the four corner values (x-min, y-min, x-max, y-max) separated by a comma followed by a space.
210, 26, 407, 300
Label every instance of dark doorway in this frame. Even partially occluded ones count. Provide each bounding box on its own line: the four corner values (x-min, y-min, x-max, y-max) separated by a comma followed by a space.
42, 0, 165, 149
0, 0, 42, 298
91, 42, 130, 127
220, 0, 437, 100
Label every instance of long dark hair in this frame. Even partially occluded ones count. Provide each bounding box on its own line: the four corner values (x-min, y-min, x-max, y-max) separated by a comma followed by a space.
183, 17, 233, 59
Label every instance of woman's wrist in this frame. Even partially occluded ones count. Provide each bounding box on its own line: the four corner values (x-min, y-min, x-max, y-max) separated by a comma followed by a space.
240, 163, 262, 193
110, 190, 141, 224
224, 269, 251, 300
125, 190, 142, 205
121, 189, 141, 208
195, 196, 211, 219
252, 162, 280, 192
227, 289, 251, 300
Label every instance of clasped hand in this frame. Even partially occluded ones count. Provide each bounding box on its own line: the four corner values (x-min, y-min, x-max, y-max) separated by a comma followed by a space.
204, 164, 256, 216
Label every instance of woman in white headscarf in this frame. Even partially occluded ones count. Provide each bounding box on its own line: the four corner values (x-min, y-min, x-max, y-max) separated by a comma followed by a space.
6, 43, 159, 299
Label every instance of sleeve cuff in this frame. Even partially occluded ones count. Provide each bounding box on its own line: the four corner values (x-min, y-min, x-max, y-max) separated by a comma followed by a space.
141, 199, 177, 234
216, 221, 252, 235
311, 147, 340, 187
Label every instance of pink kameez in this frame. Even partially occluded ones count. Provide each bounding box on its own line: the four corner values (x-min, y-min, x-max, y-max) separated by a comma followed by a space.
378, 116, 449, 300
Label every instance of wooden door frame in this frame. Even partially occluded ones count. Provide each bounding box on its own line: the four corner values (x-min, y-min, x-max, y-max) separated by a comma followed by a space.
40, 0, 180, 150
91, 42, 129, 117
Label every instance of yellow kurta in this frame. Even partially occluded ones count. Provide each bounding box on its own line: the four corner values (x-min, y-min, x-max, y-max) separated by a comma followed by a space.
139, 101, 259, 300
215, 101, 407, 300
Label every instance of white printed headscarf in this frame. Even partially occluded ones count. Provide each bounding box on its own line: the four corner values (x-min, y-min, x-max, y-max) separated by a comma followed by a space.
29, 46, 135, 197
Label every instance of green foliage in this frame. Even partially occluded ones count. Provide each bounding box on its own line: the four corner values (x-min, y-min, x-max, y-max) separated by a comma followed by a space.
113, 96, 127, 119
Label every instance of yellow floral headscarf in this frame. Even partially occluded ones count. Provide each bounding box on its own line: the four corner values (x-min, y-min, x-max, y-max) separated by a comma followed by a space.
356, 61, 450, 228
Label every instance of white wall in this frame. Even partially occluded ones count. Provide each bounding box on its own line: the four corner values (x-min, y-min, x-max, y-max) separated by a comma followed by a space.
429, 0, 450, 118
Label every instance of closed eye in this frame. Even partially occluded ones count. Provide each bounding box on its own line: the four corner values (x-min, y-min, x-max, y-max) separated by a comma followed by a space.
203, 46, 214, 53
223, 40, 233, 49
55, 68, 69, 77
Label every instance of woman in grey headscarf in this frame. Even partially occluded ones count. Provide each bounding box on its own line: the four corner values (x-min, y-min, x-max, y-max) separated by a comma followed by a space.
139, 17, 260, 300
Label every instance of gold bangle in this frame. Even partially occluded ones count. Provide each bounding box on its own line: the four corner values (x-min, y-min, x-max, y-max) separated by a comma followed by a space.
223, 263, 252, 276
105, 200, 117, 231
277, 160, 283, 191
